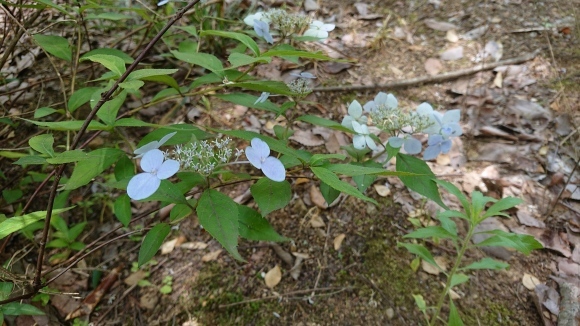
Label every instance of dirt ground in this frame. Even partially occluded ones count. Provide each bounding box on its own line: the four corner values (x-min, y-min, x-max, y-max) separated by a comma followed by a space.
1, 0, 579, 325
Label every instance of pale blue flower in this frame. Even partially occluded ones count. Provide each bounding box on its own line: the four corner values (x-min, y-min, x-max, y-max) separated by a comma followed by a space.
243, 12, 269, 26
388, 135, 421, 154
245, 138, 285, 182
127, 149, 180, 200
363, 92, 398, 113
157, 0, 169, 5
423, 134, 452, 160
254, 20, 274, 44
352, 121, 377, 150
303, 20, 335, 39
290, 72, 316, 79
341, 100, 368, 129
134, 132, 177, 158
254, 92, 270, 104
416, 103, 462, 137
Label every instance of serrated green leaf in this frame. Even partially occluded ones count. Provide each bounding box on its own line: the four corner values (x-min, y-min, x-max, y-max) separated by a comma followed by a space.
437, 214, 458, 238
172, 51, 224, 76
81, 48, 134, 64
127, 69, 178, 81
114, 194, 132, 227
97, 90, 126, 126
170, 204, 192, 222
238, 205, 289, 242
352, 161, 382, 193
483, 197, 523, 219
321, 163, 415, 177
319, 181, 340, 205
434, 179, 470, 214
216, 93, 280, 114
474, 230, 543, 255
114, 155, 133, 181
80, 54, 126, 76
200, 30, 260, 56
296, 115, 353, 133
138, 223, 170, 267
396, 153, 446, 208
142, 180, 188, 205
141, 75, 180, 91
398, 242, 440, 270
0, 207, 73, 240
250, 179, 292, 216
119, 80, 144, 91
13, 155, 47, 166
45, 150, 87, 164
449, 273, 469, 288
196, 189, 242, 261
310, 154, 347, 166
471, 191, 496, 219
29, 134, 54, 157
227, 53, 270, 69
311, 167, 377, 205
64, 148, 124, 190
461, 257, 509, 271
33, 34, 71, 61
68, 87, 101, 113
437, 209, 469, 221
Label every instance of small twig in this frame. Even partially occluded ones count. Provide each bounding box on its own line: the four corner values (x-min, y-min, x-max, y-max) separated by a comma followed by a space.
313, 50, 541, 92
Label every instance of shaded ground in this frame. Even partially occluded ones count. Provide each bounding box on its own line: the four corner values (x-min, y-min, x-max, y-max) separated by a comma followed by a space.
1, 0, 579, 325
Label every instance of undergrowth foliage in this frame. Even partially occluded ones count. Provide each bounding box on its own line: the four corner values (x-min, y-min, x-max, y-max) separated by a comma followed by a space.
0, 1, 542, 324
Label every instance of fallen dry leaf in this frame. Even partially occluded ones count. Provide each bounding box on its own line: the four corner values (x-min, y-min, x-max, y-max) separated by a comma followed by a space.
440, 46, 463, 61
289, 129, 325, 146
310, 185, 328, 209
124, 270, 148, 287
522, 273, 541, 290
424, 19, 458, 31
265, 265, 282, 288
202, 250, 223, 262
334, 234, 346, 250
180, 241, 209, 250
161, 238, 178, 255
374, 184, 391, 197
310, 212, 326, 228
424, 58, 443, 76
446, 30, 459, 42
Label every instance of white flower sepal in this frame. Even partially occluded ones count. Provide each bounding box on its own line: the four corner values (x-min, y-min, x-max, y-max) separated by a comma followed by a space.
245, 138, 286, 182
303, 20, 335, 39
244, 12, 270, 26
341, 100, 368, 129
352, 121, 377, 150
127, 149, 180, 200
134, 132, 177, 158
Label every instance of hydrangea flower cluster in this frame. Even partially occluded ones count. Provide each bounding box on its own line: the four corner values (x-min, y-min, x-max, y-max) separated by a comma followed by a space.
127, 148, 179, 200
244, 10, 335, 42
341, 92, 463, 160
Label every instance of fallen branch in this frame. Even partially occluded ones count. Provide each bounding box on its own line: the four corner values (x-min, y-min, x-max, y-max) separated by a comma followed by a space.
313, 50, 541, 92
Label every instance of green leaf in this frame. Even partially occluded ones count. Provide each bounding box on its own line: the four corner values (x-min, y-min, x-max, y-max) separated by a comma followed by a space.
296, 115, 353, 133
261, 49, 335, 61
45, 150, 88, 164
412, 294, 426, 312
250, 179, 292, 216
138, 223, 171, 267
80, 54, 127, 76
68, 221, 86, 240
461, 257, 509, 271
434, 179, 470, 214
352, 161, 382, 193
34, 107, 59, 118
46, 238, 69, 248
216, 93, 280, 114
398, 242, 440, 270
13, 155, 47, 166
113, 118, 156, 127
403, 226, 457, 241
238, 205, 289, 242
142, 180, 188, 205
396, 153, 446, 208
482, 197, 523, 219
471, 191, 496, 219
437, 209, 469, 221
170, 204, 192, 222
2, 189, 23, 204
68, 87, 101, 113
114, 155, 133, 181
449, 273, 469, 288
22, 118, 108, 131
311, 167, 377, 205
32, 0, 68, 15
33, 34, 71, 61
114, 194, 132, 227
0, 282, 13, 300
1, 302, 45, 316
96, 90, 127, 126
172, 51, 224, 76
474, 230, 543, 255
141, 75, 180, 91
322, 163, 416, 177
119, 80, 144, 91
320, 181, 340, 205
217, 130, 302, 160
437, 214, 458, 238
64, 148, 124, 190
231, 80, 295, 95
175, 25, 197, 36
448, 299, 464, 326
81, 48, 133, 64
200, 30, 260, 56
127, 69, 178, 81
226, 53, 270, 69
309, 154, 347, 166
86, 12, 132, 20
273, 125, 294, 140
197, 189, 242, 261
29, 134, 55, 157
137, 125, 210, 148
0, 207, 73, 240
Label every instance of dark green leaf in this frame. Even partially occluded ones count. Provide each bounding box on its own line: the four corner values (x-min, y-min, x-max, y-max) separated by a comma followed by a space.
474, 230, 543, 255
216, 93, 280, 114
81, 48, 134, 64
138, 223, 170, 267
170, 204, 192, 222
461, 257, 509, 271
64, 148, 124, 190
80, 54, 126, 76
398, 242, 440, 270
0, 207, 73, 240
250, 179, 292, 216
227, 53, 270, 69
261, 49, 335, 61
68, 87, 101, 113
114, 155, 134, 181
22, 118, 108, 131
231, 81, 295, 95
448, 299, 464, 326
200, 30, 260, 56
96, 90, 127, 126
238, 205, 289, 242
320, 181, 340, 205
483, 197, 523, 219
172, 51, 224, 76
322, 163, 416, 177
34, 107, 59, 118
142, 180, 188, 205
396, 153, 446, 208
45, 150, 88, 164
296, 115, 352, 133
114, 194, 132, 227
1, 302, 45, 316
29, 134, 54, 157
33, 34, 71, 61
13, 155, 47, 166
311, 167, 377, 204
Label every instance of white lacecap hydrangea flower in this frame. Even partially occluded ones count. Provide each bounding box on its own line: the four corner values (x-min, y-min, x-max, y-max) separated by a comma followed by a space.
352, 121, 377, 150
416, 103, 463, 160
363, 92, 398, 113
127, 149, 180, 200
134, 132, 177, 158
342, 100, 368, 129
244, 12, 270, 26
303, 20, 335, 40
245, 138, 285, 182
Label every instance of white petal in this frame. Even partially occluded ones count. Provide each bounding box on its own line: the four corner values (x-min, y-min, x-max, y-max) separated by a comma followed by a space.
423, 145, 440, 160
353, 135, 366, 149
416, 102, 433, 115
157, 159, 180, 179
403, 137, 422, 154
365, 136, 377, 150
363, 101, 376, 112
261, 156, 286, 182
157, 0, 169, 6
385, 93, 398, 109
341, 116, 355, 129
442, 109, 461, 124
388, 136, 404, 148
250, 138, 270, 158
321, 23, 335, 32
348, 100, 362, 118
158, 131, 177, 147
245, 146, 262, 169
303, 29, 328, 39
127, 173, 161, 200
375, 92, 388, 105
310, 20, 324, 28
244, 12, 264, 26
134, 141, 159, 157
140, 149, 164, 172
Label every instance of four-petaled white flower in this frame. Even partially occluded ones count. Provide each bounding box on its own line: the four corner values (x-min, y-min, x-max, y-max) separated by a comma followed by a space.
245, 138, 286, 182
303, 20, 335, 39
352, 121, 377, 150
363, 92, 398, 113
416, 103, 462, 137
341, 100, 368, 129
127, 149, 180, 200
134, 132, 177, 158
388, 135, 422, 154
254, 92, 270, 104
254, 20, 274, 44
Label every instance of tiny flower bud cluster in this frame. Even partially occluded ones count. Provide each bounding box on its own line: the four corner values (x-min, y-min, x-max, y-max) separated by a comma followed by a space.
287, 77, 313, 95
264, 9, 310, 36
173, 137, 235, 176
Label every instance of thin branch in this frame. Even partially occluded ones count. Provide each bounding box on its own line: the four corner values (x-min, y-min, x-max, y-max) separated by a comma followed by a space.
313, 50, 541, 92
